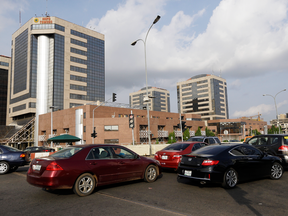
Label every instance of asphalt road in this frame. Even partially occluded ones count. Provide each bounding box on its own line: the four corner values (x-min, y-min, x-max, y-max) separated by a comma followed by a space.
0, 165, 287, 216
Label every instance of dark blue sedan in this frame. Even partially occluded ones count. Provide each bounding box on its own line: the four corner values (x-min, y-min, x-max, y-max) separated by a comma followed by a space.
0, 145, 30, 174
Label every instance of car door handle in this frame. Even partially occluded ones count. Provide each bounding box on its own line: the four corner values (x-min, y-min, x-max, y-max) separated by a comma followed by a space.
90, 162, 98, 165
247, 157, 253, 160
118, 161, 125, 165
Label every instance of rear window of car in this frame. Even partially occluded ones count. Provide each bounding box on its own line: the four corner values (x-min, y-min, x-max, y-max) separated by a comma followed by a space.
188, 138, 203, 142
52, 147, 83, 158
163, 143, 190, 151
190, 145, 229, 155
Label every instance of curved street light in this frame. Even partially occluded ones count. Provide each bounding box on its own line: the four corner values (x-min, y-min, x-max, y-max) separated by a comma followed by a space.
263, 89, 286, 133
131, 15, 161, 155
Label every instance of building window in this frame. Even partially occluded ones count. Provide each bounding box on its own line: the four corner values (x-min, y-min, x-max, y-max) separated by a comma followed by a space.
104, 125, 119, 131
83, 112, 86, 119
104, 139, 119, 144
83, 126, 86, 132
0, 62, 9, 66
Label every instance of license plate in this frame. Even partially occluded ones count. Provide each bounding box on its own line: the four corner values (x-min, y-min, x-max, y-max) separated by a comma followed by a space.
184, 170, 192, 176
162, 155, 168, 160
32, 164, 41, 171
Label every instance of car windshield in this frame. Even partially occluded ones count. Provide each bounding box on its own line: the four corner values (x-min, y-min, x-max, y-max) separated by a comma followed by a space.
51, 147, 84, 158
188, 138, 203, 142
163, 143, 190, 151
3, 146, 22, 152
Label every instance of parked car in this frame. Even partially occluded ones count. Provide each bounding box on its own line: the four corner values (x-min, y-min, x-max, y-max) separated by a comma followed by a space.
0, 145, 30, 174
187, 136, 221, 145
154, 142, 208, 169
24, 146, 55, 153
27, 144, 161, 196
178, 143, 283, 188
246, 134, 288, 167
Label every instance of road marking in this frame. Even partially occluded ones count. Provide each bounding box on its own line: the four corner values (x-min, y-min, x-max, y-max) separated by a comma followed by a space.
99, 192, 188, 216
14, 172, 26, 177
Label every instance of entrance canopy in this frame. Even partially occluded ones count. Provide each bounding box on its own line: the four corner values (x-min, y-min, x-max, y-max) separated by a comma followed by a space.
47, 134, 81, 142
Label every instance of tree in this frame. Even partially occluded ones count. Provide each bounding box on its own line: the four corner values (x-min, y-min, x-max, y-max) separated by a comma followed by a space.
205, 127, 216, 136
167, 131, 177, 144
195, 127, 202, 136
183, 129, 190, 141
268, 125, 282, 134
252, 129, 261, 135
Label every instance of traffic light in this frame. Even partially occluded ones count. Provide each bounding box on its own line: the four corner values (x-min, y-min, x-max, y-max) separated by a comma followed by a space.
91, 127, 97, 138
112, 93, 117, 102
181, 121, 187, 132
129, 114, 134, 128
176, 123, 180, 128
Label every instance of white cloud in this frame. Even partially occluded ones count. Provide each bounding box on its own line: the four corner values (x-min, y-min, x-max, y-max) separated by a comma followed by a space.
232, 100, 288, 118
0, 0, 28, 31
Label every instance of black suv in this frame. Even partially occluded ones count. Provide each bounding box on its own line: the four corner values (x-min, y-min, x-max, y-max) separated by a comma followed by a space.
247, 134, 288, 167
187, 136, 221, 145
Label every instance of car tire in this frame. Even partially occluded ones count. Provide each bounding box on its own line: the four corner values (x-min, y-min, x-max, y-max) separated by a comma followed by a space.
270, 162, 283, 180
222, 168, 238, 189
0, 161, 10, 175
73, 173, 96, 197
144, 164, 157, 183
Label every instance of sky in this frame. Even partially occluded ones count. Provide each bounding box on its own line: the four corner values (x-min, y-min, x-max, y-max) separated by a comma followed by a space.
1, 0, 288, 123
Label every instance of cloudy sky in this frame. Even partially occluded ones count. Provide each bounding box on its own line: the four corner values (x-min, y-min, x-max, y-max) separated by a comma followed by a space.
1, 0, 288, 123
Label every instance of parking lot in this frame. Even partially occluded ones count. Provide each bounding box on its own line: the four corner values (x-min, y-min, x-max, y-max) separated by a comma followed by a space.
1, 165, 288, 216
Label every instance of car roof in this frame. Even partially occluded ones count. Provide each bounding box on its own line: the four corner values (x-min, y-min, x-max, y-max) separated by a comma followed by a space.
69, 144, 123, 148
252, 134, 288, 137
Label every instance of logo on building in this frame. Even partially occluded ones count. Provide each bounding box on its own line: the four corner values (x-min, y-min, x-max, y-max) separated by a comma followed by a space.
34, 18, 39, 23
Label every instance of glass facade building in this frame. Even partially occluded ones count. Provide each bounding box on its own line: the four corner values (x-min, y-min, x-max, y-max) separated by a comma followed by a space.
129, 87, 170, 112
177, 74, 229, 120
8, 16, 105, 120
0, 56, 10, 125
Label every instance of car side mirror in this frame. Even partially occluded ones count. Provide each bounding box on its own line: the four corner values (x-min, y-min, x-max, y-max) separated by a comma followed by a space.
134, 154, 140, 159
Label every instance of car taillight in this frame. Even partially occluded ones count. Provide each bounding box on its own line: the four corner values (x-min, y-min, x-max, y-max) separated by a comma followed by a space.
202, 160, 219, 166
45, 150, 49, 152
20, 154, 26, 158
278, 146, 288, 151
46, 162, 63, 171
173, 155, 182, 158
154, 153, 158, 158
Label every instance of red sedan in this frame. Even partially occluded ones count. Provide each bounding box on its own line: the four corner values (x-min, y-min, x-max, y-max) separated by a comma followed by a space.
27, 144, 161, 196
154, 142, 208, 169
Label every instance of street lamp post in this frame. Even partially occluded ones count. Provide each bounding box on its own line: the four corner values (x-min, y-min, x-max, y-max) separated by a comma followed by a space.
263, 89, 286, 134
131, 15, 161, 156
49, 106, 55, 148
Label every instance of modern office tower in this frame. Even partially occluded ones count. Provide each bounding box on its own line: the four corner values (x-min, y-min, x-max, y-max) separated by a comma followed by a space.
0, 55, 11, 125
129, 87, 170, 112
7, 16, 105, 145
177, 74, 229, 120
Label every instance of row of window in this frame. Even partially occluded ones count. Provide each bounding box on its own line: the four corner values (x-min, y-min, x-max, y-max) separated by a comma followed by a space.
0, 61, 9, 66
31, 24, 65, 32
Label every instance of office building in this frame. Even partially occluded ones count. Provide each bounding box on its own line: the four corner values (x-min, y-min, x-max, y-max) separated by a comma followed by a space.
129, 87, 170, 112
177, 74, 229, 120
0, 55, 11, 125
7, 16, 105, 144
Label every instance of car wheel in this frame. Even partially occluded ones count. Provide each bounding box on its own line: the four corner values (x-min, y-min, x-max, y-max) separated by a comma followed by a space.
73, 173, 96, 197
0, 161, 10, 175
222, 168, 238, 189
144, 164, 157, 183
270, 162, 283, 180
9, 166, 18, 172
